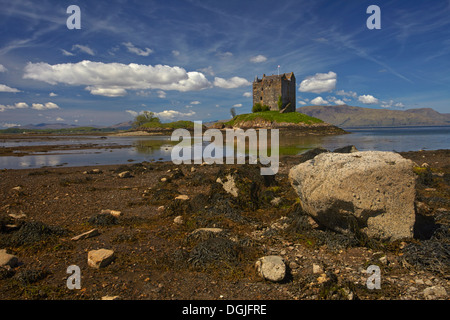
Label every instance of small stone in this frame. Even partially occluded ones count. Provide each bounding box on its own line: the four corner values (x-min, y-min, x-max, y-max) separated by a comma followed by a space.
160, 177, 167, 182
11, 186, 22, 191
100, 209, 122, 217
0, 249, 19, 268
190, 167, 196, 173
71, 229, 100, 241
118, 171, 132, 178
8, 212, 27, 219
191, 227, 223, 235
101, 296, 120, 300
313, 264, 323, 274
157, 206, 165, 212
84, 169, 102, 174
289, 261, 299, 269
88, 249, 115, 269
317, 273, 328, 284
423, 286, 447, 299
175, 195, 189, 201
174, 216, 184, 224
255, 256, 286, 282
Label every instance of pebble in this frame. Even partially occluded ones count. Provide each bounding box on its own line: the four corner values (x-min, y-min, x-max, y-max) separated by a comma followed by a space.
88, 249, 115, 269
100, 209, 122, 217
312, 264, 323, 274
174, 216, 184, 224
118, 171, 132, 178
423, 286, 447, 299
0, 249, 19, 268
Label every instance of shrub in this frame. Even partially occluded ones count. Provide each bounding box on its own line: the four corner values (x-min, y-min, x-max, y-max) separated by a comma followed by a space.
252, 103, 262, 113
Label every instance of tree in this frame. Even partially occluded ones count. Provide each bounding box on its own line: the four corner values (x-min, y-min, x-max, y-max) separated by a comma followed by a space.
230, 107, 236, 118
132, 111, 160, 128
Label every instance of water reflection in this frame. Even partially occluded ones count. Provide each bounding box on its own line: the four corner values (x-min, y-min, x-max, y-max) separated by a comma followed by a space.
1, 126, 448, 169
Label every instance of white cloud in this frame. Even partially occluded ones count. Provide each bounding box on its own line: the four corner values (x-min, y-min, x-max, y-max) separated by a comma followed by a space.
0, 64, 7, 72
49, 92, 58, 97
0, 102, 29, 112
299, 71, 337, 94
72, 44, 95, 56
214, 76, 251, 89
334, 99, 346, 105
0, 84, 21, 93
123, 42, 153, 56
23, 61, 212, 96
126, 110, 138, 117
380, 100, 405, 108
86, 87, 127, 97
233, 103, 243, 108
1, 123, 20, 128
172, 50, 180, 57
56, 117, 64, 121
250, 55, 267, 63
197, 66, 215, 76
190, 101, 201, 105
310, 97, 329, 105
243, 92, 252, 98
216, 51, 233, 59
298, 100, 307, 105
157, 90, 167, 98
358, 94, 379, 104
336, 90, 357, 98
61, 49, 74, 56
31, 102, 60, 110
153, 110, 196, 120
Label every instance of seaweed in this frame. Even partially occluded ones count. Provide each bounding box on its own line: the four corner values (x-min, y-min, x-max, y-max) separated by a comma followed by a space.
88, 213, 118, 226
1, 221, 67, 247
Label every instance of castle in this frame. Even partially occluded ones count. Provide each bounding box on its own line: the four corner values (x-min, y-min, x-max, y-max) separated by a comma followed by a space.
253, 72, 296, 112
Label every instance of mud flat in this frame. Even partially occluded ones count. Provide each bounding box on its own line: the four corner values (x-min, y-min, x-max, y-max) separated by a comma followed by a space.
0, 149, 448, 300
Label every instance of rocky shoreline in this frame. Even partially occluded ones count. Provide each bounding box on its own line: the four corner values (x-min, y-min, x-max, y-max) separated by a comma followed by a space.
0, 149, 448, 300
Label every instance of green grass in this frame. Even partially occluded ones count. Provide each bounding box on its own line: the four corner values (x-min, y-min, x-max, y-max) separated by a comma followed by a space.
140, 120, 195, 129
225, 111, 323, 126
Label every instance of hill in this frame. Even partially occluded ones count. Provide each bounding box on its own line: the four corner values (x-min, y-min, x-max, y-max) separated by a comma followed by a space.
216, 111, 346, 135
297, 105, 450, 127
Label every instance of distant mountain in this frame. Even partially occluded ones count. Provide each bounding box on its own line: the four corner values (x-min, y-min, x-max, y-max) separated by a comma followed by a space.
297, 105, 450, 127
19, 123, 80, 130
107, 121, 133, 130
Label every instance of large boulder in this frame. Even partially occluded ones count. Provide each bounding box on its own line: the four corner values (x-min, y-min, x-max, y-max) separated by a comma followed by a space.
289, 151, 416, 241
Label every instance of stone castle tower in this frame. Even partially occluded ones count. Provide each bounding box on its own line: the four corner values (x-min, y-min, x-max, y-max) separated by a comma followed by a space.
253, 72, 296, 112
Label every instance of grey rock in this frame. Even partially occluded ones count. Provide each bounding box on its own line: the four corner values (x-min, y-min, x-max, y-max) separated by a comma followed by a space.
289, 151, 416, 241
88, 249, 115, 269
255, 255, 286, 282
423, 286, 447, 299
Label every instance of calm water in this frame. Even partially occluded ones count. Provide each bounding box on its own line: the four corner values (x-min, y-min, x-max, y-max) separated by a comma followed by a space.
0, 126, 448, 169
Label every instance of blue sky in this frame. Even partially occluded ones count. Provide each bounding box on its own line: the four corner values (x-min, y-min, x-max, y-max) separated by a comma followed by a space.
0, 0, 449, 127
